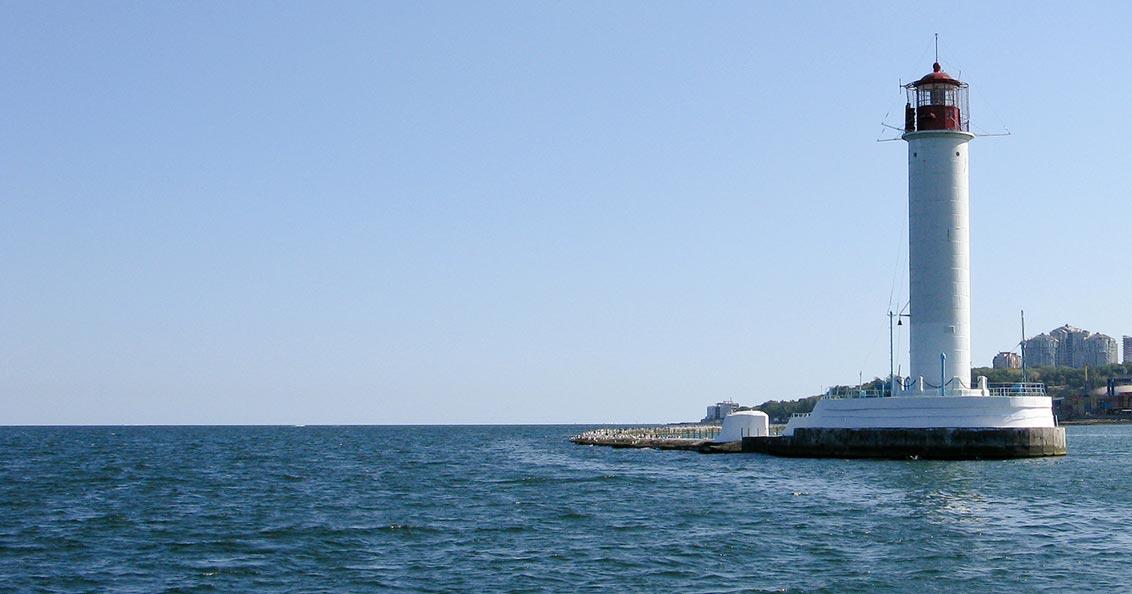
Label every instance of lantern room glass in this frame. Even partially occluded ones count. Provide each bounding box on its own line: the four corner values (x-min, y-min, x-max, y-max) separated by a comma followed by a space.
904, 80, 970, 132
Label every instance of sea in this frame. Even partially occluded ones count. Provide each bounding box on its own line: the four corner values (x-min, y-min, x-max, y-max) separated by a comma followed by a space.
1, 424, 1130, 593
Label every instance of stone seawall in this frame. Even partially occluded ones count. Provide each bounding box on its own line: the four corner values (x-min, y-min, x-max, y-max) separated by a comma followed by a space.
570, 434, 741, 453
742, 427, 1067, 459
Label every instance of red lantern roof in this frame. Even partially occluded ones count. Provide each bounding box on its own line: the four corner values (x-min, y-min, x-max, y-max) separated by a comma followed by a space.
912, 62, 963, 87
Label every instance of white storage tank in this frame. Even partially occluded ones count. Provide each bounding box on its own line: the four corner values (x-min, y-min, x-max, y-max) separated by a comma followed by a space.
715, 410, 769, 442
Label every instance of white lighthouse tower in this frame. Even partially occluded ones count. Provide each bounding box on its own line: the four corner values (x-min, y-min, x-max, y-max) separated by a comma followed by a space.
774, 57, 1066, 457
902, 62, 975, 394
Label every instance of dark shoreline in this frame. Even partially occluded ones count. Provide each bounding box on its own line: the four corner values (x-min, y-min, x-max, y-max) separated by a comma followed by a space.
1060, 418, 1132, 425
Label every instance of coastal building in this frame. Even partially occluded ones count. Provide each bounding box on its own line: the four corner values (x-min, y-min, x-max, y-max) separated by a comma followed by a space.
1108, 377, 1132, 412
702, 400, 740, 422
1023, 325, 1117, 369
1050, 324, 1088, 367
1083, 333, 1118, 367
992, 352, 1021, 369
1125, 336, 1132, 364
1055, 377, 1132, 419
1023, 333, 1058, 368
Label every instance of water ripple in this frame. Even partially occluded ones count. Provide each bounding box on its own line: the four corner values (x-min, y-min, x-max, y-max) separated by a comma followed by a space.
1, 425, 1130, 591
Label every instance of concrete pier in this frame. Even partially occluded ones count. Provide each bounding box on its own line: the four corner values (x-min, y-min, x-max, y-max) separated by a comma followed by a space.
570, 426, 740, 453
742, 426, 1067, 459
570, 434, 740, 453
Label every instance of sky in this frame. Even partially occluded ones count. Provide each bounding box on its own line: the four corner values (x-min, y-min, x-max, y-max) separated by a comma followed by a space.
3, 1, 1130, 425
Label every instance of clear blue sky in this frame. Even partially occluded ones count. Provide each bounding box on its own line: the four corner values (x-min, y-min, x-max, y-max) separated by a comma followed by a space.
3, 1, 1129, 424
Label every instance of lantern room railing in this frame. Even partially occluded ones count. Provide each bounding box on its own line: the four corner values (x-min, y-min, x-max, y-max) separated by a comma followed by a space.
903, 79, 970, 132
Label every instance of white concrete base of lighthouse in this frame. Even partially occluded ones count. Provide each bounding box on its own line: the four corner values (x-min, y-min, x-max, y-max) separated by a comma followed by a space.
744, 425, 1066, 459
783, 395, 1057, 436
764, 391, 1065, 459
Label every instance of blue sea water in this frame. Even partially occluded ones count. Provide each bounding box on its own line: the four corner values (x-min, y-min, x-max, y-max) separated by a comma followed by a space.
1, 424, 1130, 593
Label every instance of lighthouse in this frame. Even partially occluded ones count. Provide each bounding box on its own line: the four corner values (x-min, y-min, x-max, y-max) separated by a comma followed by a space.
902, 62, 975, 394
577, 51, 1066, 458
767, 56, 1065, 458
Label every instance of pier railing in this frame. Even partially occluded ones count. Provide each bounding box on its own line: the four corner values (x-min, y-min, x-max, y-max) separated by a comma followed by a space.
987, 382, 1047, 396
824, 388, 889, 399
819, 382, 1048, 399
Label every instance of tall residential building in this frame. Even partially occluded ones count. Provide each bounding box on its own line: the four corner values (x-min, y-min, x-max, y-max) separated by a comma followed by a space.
1024, 325, 1119, 369
993, 352, 1022, 369
1050, 324, 1089, 367
1023, 333, 1059, 368
1125, 336, 1132, 364
1083, 333, 1119, 367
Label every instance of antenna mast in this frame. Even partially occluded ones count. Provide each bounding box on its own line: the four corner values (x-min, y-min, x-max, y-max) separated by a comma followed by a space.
934, 33, 939, 63
1020, 310, 1027, 382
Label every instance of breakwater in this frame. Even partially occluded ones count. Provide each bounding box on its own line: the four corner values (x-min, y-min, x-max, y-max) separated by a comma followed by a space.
570, 426, 741, 453
572, 425, 1066, 459
742, 426, 1067, 459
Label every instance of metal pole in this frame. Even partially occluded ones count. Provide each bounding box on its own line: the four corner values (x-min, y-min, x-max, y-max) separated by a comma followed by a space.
889, 311, 895, 396
1020, 309, 1027, 382
940, 353, 947, 396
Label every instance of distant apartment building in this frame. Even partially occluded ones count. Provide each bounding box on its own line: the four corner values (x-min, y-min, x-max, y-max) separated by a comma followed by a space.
1023, 333, 1058, 368
1083, 333, 1119, 368
992, 352, 1022, 369
1125, 336, 1132, 364
702, 400, 740, 422
1049, 324, 1088, 367
1023, 324, 1118, 369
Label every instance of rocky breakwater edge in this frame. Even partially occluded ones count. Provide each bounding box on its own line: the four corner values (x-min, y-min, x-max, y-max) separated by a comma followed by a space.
570, 426, 741, 454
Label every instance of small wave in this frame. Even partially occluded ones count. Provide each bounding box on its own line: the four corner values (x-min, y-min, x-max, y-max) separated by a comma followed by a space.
380, 523, 442, 534
489, 474, 621, 486
557, 509, 590, 520
472, 525, 529, 534
3, 424, 1128, 593
80, 512, 133, 528
192, 565, 263, 578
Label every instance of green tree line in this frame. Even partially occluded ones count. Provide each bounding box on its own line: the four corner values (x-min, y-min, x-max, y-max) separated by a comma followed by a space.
743, 395, 822, 424
973, 364, 1132, 398
743, 366, 1132, 424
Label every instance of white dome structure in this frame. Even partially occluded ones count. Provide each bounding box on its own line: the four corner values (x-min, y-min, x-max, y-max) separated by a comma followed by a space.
715, 410, 769, 442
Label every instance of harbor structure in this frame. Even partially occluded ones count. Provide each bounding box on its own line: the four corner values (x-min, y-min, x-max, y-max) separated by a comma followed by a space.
776, 59, 1065, 458
575, 56, 1066, 459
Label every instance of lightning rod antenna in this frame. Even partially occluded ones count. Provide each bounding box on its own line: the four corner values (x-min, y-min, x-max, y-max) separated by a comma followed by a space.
934, 33, 939, 63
